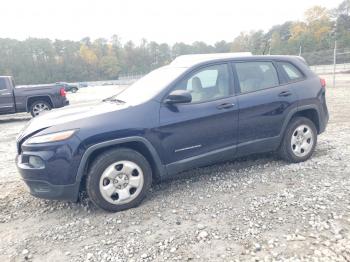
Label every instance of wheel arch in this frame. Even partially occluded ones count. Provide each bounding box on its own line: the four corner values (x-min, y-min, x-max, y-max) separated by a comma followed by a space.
76, 137, 166, 190
281, 105, 321, 138
26, 95, 54, 112
292, 108, 320, 133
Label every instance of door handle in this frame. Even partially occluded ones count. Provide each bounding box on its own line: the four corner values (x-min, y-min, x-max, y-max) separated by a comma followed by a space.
216, 102, 235, 110
278, 91, 292, 97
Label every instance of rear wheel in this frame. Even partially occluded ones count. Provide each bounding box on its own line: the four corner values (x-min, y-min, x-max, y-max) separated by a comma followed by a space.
30, 100, 52, 117
278, 117, 317, 163
71, 87, 78, 93
86, 148, 152, 212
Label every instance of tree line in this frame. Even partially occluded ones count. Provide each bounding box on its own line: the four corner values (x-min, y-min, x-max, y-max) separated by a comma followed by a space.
0, 0, 349, 85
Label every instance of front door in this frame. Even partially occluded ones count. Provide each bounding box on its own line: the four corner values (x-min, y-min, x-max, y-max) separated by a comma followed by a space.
158, 63, 239, 168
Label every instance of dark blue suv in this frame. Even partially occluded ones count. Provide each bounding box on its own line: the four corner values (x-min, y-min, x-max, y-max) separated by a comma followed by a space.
16, 54, 329, 212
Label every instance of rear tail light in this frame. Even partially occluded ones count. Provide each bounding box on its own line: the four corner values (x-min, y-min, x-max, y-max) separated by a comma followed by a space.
60, 88, 66, 96
320, 78, 326, 88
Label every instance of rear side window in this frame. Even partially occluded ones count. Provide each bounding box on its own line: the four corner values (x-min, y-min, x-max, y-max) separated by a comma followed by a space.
235, 61, 279, 94
0, 78, 7, 90
278, 62, 304, 82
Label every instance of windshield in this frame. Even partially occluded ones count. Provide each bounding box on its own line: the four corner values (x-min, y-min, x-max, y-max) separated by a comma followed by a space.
112, 66, 187, 105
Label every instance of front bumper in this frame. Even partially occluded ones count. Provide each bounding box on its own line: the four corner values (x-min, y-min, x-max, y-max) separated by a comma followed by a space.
22, 179, 80, 201
16, 137, 82, 201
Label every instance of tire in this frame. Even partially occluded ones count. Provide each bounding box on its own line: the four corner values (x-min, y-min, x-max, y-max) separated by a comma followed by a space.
71, 87, 78, 93
30, 100, 52, 117
278, 117, 317, 163
86, 148, 152, 212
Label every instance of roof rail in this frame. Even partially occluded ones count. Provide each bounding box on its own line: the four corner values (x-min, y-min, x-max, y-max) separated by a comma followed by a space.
170, 52, 252, 67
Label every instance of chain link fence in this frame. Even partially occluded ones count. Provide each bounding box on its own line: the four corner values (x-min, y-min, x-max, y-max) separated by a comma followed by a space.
300, 48, 350, 88
73, 72, 145, 87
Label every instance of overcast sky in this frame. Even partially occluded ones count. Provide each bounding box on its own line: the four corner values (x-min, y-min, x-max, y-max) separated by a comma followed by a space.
0, 0, 342, 45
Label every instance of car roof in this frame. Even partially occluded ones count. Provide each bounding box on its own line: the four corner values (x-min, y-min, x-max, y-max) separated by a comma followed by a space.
170, 52, 252, 67
169, 53, 306, 68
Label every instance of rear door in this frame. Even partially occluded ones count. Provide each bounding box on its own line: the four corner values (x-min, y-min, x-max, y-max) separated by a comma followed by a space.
232, 61, 298, 153
0, 77, 15, 114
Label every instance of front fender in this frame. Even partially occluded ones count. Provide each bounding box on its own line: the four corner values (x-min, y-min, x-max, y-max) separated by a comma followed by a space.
75, 136, 166, 184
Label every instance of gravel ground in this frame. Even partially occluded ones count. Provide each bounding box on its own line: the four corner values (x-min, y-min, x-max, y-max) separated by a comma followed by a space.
0, 80, 349, 262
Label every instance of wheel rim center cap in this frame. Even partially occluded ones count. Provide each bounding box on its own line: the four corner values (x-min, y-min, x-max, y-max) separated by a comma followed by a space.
113, 174, 129, 189
297, 135, 304, 144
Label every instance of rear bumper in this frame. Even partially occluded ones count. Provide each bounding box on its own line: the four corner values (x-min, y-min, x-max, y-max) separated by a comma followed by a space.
319, 113, 329, 133
318, 104, 329, 134
60, 99, 69, 107
55, 98, 69, 108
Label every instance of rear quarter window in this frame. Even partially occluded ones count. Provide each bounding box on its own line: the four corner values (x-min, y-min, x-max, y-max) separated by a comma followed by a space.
278, 62, 305, 82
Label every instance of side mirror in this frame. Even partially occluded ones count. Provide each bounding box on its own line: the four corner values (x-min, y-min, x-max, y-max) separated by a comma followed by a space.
164, 90, 192, 104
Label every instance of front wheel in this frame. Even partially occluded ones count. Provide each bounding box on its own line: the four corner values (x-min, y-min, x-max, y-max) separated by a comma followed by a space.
30, 100, 52, 117
71, 87, 78, 93
278, 117, 317, 163
86, 148, 152, 212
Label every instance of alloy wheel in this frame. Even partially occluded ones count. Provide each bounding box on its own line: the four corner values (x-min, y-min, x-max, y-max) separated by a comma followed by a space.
32, 102, 50, 116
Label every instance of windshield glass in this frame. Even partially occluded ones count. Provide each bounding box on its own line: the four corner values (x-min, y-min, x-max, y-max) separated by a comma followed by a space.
112, 66, 187, 104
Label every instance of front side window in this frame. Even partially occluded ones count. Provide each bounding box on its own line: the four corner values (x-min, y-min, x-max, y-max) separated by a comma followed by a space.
278, 62, 304, 82
173, 64, 231, 103
0, 78, 7, 90
235, 61, 279, 94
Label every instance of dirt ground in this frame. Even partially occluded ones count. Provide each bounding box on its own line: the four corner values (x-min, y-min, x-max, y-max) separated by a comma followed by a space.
0, 78, 349, 262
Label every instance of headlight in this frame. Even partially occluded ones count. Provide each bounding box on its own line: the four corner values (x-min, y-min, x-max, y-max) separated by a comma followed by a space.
26, 130, 77, 144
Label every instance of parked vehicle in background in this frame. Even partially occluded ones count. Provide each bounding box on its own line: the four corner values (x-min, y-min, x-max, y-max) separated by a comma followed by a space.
0, 76, 69, 117
78, 82, 88, 88
102, 82, 114, 86
16, 53, 329, 212
56, 82, 79, 93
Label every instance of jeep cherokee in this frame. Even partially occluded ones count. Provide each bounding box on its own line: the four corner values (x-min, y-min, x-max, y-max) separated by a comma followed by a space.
16, 53, 329, 212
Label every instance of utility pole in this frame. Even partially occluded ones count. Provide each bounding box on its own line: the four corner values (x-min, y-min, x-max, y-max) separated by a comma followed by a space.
299, 44, 302, 56
333, 19, 338, 88
333, 40, 337, 88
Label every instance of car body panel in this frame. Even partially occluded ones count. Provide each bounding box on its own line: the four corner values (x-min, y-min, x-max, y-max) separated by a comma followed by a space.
235, 84, 299, 150
158, 96, 239, 164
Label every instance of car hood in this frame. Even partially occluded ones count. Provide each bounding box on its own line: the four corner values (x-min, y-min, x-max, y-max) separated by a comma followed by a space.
18, 102, 128, 141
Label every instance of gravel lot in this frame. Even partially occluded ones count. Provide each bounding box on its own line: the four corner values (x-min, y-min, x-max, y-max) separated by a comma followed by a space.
0, 78, 349, 262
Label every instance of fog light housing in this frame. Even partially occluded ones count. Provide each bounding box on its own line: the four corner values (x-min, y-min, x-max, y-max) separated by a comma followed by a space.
28, 156, 45, 169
